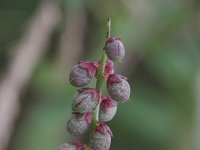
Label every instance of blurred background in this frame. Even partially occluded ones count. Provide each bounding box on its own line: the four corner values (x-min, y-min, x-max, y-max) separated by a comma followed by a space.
0, 0, 200, 150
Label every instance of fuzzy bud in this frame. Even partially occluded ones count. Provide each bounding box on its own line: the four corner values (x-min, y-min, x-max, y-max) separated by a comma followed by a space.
67, 112, 91, 135
99, 58, 114, 76
58, 141, 88, 150
72, 88, 100, 113
58, 143, 76, 150
99, 96, 117, 122
69, 61, 98, 87
105, 37, 125, 61
107, 74, 130, 103
91, 122, 112, 150
105, 59, 114, 74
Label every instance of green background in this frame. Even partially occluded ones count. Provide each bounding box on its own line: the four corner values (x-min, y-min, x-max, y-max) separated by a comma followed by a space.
0, 0, 200, 150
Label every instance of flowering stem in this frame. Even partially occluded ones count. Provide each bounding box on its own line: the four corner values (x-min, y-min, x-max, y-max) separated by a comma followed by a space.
88, 17, 111, 150
96, 50, 107, 90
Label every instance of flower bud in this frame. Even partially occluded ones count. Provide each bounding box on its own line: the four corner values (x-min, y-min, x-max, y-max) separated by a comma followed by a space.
72, 88, 100, 113
99, 96, 117, 122
69, 61, 98, 87
91, 122, 112, 150
105, 37, 125, 61
58, 141, 88, 150
99, 58, 114, 76
67, 112, 91, 135
107, 74, 130, 103
58, 143, 76, 150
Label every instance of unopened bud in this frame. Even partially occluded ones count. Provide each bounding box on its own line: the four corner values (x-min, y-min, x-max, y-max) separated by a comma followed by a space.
107, 74, 130, 103
67, 112, 91, 135
58, 141, 88, 150
105, 37, 125, 61
99, 96, 117, 122
99, 58, 114, 76
72, 88, 100, 113
69, 61, 98, 87
58, 143, 76, 150
91, 122, 112, 150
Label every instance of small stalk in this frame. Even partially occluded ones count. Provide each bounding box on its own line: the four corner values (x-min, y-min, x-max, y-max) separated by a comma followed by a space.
88, 17, 111, 150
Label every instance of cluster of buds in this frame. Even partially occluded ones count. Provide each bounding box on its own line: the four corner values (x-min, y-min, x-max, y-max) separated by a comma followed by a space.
59, 19, 131, 150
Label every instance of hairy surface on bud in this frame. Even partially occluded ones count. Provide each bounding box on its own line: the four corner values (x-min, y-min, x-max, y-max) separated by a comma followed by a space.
58, 143, 76, 150
105, 37, 125, 61
69, 61, 98, 87
99, 96, 117, 122
107, 74, 130, 103
58, 141, 88, 150
100, 58, 114, 76
71, 141, 88, 150
72, 88, 100, 113
67, 112, 91, 135
91, 122, 112, 150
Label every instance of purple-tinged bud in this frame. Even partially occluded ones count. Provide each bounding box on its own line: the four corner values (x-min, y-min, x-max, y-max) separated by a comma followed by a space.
91, 122, 113, 150
98, 58, 114, 76
69, 61, 98, 87
105, 37, 125, 61
70, 141, 88, 150
72, 88, 100, 113
107, 74, 130, 103
99, 96, 117, 122
58, 143, 76, 150
96, 58, 114, 80
104, 59, 114, 77
79, 144, 88, 150
58, 141, 88, 150
67, 112, 91, 135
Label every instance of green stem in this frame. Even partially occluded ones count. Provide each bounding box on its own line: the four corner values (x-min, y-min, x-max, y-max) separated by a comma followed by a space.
88, 17, 111, 150
96, 50, 107, 90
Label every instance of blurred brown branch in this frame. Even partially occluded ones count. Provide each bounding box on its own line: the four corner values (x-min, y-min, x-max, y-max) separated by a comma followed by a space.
55, 6, 87, 70
194, 72, 200, 150
0, 1, 61, 150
